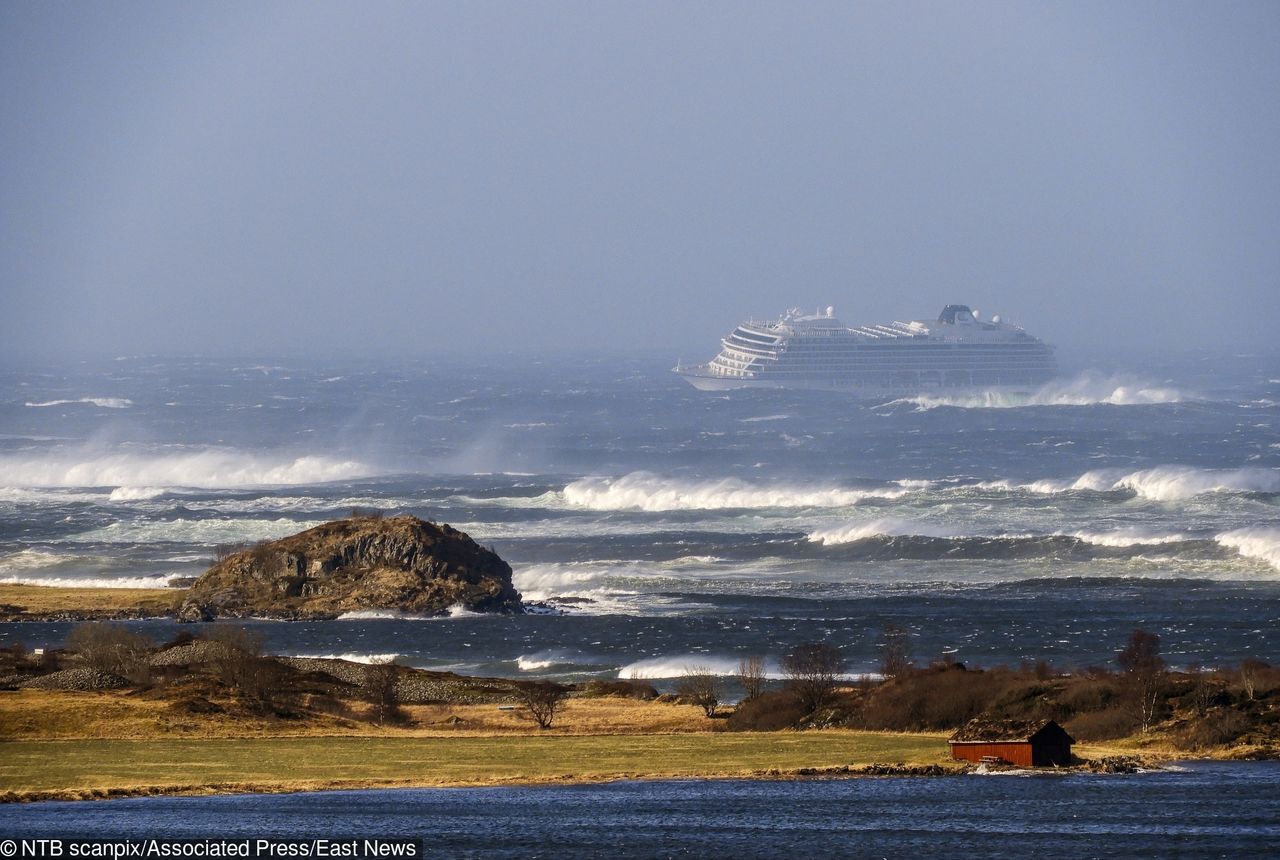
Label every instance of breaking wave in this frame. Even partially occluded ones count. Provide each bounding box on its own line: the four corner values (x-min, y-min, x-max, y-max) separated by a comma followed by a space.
1071, 528, 1193, 547
884, 372, 1193, 411
65, 518, 324, 545
617, 654, 877, 681
0, 449, 378, 490
985, 465, 1280, 501
808, 518, 951, 545
562, 472, 908, 512
288, 652, 400, 664
24, 397, 133, 409
0, 573, 179, 589
554, 464, 1276, 516
1216, 528, 1280, 572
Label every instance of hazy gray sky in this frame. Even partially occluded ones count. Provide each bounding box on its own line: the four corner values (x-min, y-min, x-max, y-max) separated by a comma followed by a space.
2, 1, 1278, 358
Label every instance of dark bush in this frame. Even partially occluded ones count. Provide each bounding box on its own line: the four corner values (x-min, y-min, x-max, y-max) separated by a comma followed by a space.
726, 690, 807, 731
1066, 707, 1142, 741
1172, 708, 1250, 751
66, 622, 154, 683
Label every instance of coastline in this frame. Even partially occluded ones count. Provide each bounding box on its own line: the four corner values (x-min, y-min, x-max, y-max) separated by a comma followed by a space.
0, 732, 1173, 805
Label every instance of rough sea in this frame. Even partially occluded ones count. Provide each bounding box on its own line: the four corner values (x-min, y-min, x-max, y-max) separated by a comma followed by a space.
1, 351, 1277, 679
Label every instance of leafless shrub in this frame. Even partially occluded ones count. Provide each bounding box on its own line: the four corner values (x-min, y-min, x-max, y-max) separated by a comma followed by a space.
1066, 707, 1143, 741
781, 642, 846, 714
735, 654, 767, 703
66, 622, 153, 683
1118, 628, 1166, 733
518, 681, 571, 729
364, 660, 406, 725
1238, 659, 1269, 701
879, 624, 912, 680
1172, 708, 1250, 751
198, 626, 292, 714
212, 543, 245, 564
675, 665, 721, 717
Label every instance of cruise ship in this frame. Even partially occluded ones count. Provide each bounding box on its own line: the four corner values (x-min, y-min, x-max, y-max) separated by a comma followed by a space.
675, 304, 1057, 394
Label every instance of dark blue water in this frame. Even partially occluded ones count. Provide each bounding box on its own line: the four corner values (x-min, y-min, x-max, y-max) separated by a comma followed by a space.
2, 763, 1278, 858
1, 353, 1278, 678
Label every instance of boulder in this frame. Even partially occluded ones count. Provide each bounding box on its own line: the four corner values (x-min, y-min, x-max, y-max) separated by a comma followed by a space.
178, 515, 521, 620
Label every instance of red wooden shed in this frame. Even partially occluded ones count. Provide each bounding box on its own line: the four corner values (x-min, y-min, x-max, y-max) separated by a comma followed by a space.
948, 718, 1075, 767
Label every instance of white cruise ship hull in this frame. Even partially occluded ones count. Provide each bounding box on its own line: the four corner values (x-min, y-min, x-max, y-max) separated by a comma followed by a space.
677, 304, 1057, 395
676, 367, 1039, 397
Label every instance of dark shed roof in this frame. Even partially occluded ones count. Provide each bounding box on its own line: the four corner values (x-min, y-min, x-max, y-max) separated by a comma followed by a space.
949, 718, 1075, 744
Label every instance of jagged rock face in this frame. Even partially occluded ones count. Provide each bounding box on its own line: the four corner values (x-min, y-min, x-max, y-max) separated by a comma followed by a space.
178, 516, 521, 621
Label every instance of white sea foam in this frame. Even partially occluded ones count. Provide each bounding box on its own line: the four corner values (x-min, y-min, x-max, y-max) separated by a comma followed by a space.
25, 397, 133, 409
0, 549, 74, 572
884, 372, 1193, 411
562, 472, 908, 512
807, 518, 951, 545
618, 654, 879, 681
739, 414, 791, 423
289, 652, 400, 664
515, 650, 594, 671
619, 655, 779, 680
1216, 527, 1280, 572
0, 449, 377, 490
982, 465, 1280, 501
513, 562, 618, 603
108, 486, 167, 501
0, 573, 179, 589
65, 517, 324, 545
1071, 528, 1193, 547
336, 609, 435, 620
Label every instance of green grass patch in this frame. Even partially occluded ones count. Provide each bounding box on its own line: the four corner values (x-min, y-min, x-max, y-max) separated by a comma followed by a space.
0, 732, 948, 796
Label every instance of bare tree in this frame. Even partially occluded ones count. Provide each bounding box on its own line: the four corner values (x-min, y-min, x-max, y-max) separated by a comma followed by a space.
518, 681, 571, 729
675, 665, 721, 717
199, 626, 288, 713
66, 622, 154, 683
879, 624, 912, 680
202, 626, 265, 687
1118, 628, 1165, 733
781, 642, 846, 714
1239, 659, 1266, 701
735, 654, 767, 703
364, 660, 405, 725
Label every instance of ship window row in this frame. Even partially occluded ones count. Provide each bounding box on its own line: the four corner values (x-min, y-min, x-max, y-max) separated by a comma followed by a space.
732, 328, 780, 346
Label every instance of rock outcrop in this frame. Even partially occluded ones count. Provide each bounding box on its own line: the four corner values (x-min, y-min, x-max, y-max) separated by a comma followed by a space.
178, 515, 521, 621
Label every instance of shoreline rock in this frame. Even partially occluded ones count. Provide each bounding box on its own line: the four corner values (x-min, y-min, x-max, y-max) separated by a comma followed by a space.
178, 515, 522, 621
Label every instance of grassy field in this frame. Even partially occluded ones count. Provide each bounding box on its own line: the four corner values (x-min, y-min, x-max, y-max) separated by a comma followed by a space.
0, 690, 711, 739
0, 583, 182, 616
0, 731, 955, 800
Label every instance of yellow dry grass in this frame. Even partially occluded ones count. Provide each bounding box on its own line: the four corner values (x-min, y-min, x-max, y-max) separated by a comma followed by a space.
0, 690, 709, 740
0, 732, 952, 800
0, 690, 956, 801
0, 584, 182, 616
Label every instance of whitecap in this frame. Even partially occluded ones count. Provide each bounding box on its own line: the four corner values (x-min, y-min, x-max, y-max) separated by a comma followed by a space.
25, 397, 133, 409
288, 652, 400, 664
883, 372, 1194, 411
0, 449, 378, 490
807, 517, 951, 545
0, 573, 180, 589
562, 471, 908, 512
1216, 527, 1280, 573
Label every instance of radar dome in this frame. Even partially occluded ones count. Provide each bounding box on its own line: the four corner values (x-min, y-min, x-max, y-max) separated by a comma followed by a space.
826, 306, 835, 318
992, 314, 1002, 324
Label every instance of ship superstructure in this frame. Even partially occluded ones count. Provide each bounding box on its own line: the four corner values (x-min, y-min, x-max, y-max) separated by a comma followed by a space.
675, 305, 1057, 394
